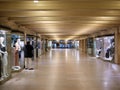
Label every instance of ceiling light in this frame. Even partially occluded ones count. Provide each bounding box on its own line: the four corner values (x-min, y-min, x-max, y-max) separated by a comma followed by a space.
34, 0, 39, 3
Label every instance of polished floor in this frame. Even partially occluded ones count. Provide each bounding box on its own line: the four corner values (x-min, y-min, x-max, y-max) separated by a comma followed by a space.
0, 49, 120, 90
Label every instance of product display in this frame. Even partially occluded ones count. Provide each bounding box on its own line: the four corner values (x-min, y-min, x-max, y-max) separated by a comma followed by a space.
87, 38, 94, 55
52, 40, 57, 48
103, 36, 114, 60
67, 40, 75, 48
48, 41, 52, 48
95, 38, 104, 57
37, 39, 42, 56
52, 40, 75, 48
11, 34, 24, 71
15, 39, 21, 66
0, 30, 9, 81
75, 41, 79, 49
95, 36, 114, 61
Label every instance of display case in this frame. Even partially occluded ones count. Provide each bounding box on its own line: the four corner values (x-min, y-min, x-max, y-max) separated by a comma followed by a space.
48, 40, 52, 49
74, 40, 79, 49
0, 29, 11, 83
95, 35, 115, 62
11, 34, 25, 71
87, 38, 94, 56
95, 38, 104, 57
103, 36, 114, 61
37, 38, 42, 56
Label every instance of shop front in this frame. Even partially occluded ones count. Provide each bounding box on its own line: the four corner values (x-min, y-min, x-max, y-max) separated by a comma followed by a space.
74, 40, 79, 49
11, 33, 25, 71
87, 38, 94, 56
36, 37, 41, 57
52, 40, 57, 48
48, 40, 52, 49
53, 40, 75, 49
95, 35, 115, 62
67, 40, 75, 48
0, 29, 11, 83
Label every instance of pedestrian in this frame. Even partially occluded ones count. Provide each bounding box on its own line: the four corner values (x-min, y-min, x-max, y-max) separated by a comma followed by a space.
24, 41, 34, 70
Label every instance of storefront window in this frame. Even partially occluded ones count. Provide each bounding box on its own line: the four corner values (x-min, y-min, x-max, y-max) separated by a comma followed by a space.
95, 36, 114, 61
95, 38, 104, 57
103, 36, 114, 61
0, 30, 9, 81
87, 38, 94, 55
11, 34, 24, 71
75, 41, 79, 49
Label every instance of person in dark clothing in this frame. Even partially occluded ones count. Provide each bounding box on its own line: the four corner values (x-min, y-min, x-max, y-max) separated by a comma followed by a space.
105, 48, 110, 58
56, 43, 59, 48
24, 41, 34, 70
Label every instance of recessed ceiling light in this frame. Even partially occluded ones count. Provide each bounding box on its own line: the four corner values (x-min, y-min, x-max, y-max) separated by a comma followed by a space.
34, 0, 39, 3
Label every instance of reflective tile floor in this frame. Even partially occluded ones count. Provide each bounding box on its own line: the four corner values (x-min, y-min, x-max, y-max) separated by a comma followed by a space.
1, 49, 120, 90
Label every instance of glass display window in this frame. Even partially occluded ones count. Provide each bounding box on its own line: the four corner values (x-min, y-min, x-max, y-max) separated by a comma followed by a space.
52, 40, 57, 48
48, 41, 52, 48
26, 37, 35, 47
36, 38, 41, 56
0, 30, 10, 81
75, 41, 79, 49
11, 34, 25, 71
103, 36, 114, 61
95, 38, 104, 57
95, 35, 115, 61
87, 38, 94, 55
67, 40, 74, 48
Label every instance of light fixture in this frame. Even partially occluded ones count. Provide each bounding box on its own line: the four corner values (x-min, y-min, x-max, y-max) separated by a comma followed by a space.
34, 0, 39, 3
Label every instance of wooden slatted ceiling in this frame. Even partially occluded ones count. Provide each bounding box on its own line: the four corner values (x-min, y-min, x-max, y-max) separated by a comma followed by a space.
0, 0, 120, 40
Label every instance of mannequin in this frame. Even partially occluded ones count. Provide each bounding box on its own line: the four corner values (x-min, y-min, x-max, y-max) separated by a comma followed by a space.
14, 39, 21, 66
12, 38, 21, 71
0, 36, 8, 78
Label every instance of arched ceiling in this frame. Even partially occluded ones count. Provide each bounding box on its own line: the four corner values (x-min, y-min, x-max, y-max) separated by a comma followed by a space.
0, 0, 120, 40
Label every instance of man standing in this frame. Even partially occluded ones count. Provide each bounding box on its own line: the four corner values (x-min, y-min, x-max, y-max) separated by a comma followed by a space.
24, 41, 34, 70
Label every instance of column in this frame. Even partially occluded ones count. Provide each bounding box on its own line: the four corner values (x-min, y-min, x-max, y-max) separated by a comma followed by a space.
115, 27, 120, 64
79, 39, 87, 53
24, 32, 26, 45
6, 31, 12, 77
79, 40, 83, 51
83, 39, 87, 53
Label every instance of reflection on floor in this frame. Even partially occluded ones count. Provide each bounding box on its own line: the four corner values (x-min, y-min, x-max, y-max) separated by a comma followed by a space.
0, 49, 120, 90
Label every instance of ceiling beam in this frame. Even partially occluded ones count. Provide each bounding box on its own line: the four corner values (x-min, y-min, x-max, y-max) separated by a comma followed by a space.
0, 1, 120, 10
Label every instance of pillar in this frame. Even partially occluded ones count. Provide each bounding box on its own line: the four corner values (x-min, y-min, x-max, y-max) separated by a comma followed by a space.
24, 32, 26, 45
6, 31, 12, 77
79, 39, 87, 53
115, 27, 120, 64
79, 40, 82, 51
83, 39, 87, 53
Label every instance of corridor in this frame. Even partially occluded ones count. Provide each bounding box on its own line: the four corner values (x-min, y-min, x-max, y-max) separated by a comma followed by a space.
0, 49, 120, 90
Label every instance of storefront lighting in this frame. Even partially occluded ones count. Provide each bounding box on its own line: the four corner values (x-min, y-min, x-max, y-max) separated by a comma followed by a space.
96, 38, 99, 40
104, 37, 108, 39
0, 30, 7, 34
100, 40, 103, 42
34, 0, 39, 3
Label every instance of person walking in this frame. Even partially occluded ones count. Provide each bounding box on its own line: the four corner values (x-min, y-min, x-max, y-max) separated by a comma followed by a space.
24, 41, 34, 70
